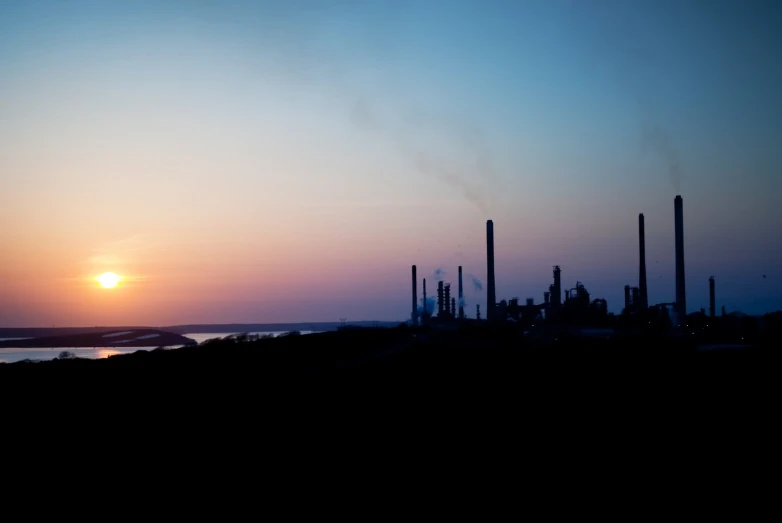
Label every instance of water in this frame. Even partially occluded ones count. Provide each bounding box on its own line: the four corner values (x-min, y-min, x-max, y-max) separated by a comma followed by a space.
0, 331, 320, 364
184, 331, 318, 345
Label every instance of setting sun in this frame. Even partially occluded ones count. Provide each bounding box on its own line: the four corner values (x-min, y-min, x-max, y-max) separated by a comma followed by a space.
95, 272, 122, 289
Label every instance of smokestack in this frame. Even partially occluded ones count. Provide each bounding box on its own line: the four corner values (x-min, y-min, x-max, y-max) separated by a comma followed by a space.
552, 266, 562, 308
674, 195, 686, 318
639, 213, 648, 310
486, 220, 496, 321
411, 265, 418, 326
422, 278, 427, 319
451, 297, 456, 317
458, 266, 464, 319
709, 276, 715, 318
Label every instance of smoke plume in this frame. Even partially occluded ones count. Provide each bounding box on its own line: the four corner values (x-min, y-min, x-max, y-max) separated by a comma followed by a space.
418, 296, 437, 315
432, 267, 447, 281
641, 121, 682, 194
351, 98, 495, 216
254, 3, 497, 215
468, 274, 483, 292
612, 30, 684, 194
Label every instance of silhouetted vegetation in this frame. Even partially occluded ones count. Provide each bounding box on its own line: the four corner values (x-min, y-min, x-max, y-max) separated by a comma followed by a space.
2, 323, 778, 397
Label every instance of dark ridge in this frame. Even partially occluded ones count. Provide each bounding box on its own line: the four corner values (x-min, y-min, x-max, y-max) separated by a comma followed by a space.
0, 321, 400, 338
0, 329, 195, 349
3, 325, 778, 390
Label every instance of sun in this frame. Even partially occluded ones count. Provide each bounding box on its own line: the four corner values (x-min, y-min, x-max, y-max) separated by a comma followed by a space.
95, 272, 122, 289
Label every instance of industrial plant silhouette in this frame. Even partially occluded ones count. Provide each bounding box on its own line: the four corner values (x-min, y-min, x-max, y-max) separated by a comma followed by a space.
411, 195, 718, 332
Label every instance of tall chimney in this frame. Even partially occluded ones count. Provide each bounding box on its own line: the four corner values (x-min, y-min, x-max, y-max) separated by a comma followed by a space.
674, 195, 686, 318
639, 213, 648, 310
709, 276, 715, 318
458, 266, 464, 319
422, 278, 427, 319
411, 265, 418, 326
552, 265, 562, 308
486, 220, 496, 321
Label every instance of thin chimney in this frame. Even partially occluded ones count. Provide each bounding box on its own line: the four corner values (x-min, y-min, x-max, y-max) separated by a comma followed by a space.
458, 266, 464, 319
486, 220, 496, 321
674, 195, 686, 318
411, 265, 418, 326
639, 213, 648, 310
552, 265, 562, 308
422, 278, 427, 319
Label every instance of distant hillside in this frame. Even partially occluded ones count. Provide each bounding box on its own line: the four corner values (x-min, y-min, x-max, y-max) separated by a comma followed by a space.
0, 329, 195, 348
163, 321, 402, 334
0, 321, 403, 339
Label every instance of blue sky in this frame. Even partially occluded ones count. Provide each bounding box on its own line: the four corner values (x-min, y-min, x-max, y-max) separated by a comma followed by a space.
0, 0, 780, 325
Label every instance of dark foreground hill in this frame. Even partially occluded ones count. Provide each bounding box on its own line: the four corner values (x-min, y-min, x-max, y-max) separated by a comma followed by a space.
3, 325, 778, 448
2, 325, 778, 391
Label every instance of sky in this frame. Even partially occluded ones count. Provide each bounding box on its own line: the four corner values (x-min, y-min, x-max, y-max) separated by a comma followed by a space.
1, 0, 781, 327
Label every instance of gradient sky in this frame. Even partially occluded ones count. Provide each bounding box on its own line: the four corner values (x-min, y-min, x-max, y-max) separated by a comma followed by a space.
1, 0, 781, 327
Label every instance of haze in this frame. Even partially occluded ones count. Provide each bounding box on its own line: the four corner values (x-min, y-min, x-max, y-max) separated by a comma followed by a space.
1, 0, 780, 327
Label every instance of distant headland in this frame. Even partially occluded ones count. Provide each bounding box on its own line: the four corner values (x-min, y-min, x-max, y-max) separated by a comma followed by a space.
0, 321, 402, 340
0, 329, 196, 349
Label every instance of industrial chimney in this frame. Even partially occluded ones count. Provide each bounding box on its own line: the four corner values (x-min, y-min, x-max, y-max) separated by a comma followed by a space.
552, 265, 562, 308
437, 281, 444, 317
709, 276, 715, 318
486, 220, 496, 321
674, 195, 686, 318
639, 213, 648, 310
411, 265, 418, 326
422, 278, 427, 320
458, 266, 464, 319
